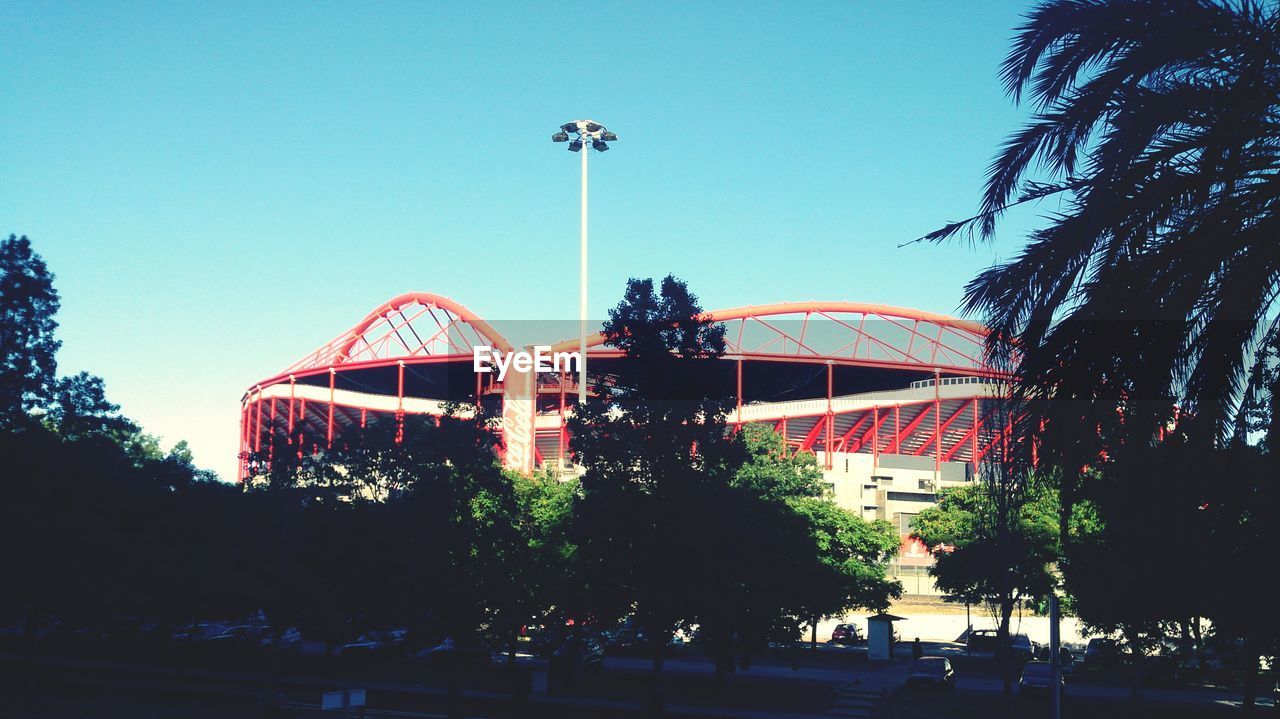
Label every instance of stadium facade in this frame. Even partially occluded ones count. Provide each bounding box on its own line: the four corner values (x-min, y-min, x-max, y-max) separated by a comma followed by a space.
240, 292, 1009, 593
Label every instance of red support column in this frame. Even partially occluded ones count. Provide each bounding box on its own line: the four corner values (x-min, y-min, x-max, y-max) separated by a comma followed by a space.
558, 369, 566, 466
269, 398, 277, 464
893, 404, 900, 454
835, 414, 872, 451
287, 376, 296, 438
361, 408, 367, 428
849, 409, 891, 454
824, 363, 834, 470
736, 358, 743, 428
801, 417, 827, 452
915, 400, 971, 457
396, 360, 405, 443
327, 369, 336, 448
238, 402, 248, 482
933, 369, 941, 478
888, 402, 934, 454
475, 370, 482, 409
872, 405, 880, 469
972, 398, 980, 470
254, 387, 263, 454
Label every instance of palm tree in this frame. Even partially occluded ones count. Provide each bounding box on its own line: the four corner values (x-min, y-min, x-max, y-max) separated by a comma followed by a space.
926, 0, 1280, 472
924, 1, 1280, 709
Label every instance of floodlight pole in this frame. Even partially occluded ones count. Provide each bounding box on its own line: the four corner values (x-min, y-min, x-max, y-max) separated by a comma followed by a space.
579, 134, 589, 405
553, 119, 615, 405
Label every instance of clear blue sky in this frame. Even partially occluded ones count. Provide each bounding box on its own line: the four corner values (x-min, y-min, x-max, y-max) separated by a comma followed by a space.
2, 1, 1041, 480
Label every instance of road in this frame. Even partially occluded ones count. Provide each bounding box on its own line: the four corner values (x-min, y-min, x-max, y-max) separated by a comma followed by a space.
2, 647, 1271, 718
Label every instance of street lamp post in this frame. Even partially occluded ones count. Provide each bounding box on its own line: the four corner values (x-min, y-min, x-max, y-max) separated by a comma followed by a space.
552, 120, 617, 404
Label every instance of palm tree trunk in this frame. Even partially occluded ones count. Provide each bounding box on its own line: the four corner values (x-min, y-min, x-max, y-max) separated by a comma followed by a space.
998, 599, 1015, 697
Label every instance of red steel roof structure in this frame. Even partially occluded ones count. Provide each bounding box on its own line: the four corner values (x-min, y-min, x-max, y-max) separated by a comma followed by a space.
238, 293, 1008, 481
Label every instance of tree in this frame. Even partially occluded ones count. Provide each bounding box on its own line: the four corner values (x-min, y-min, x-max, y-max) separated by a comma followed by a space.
502, 470, 577, 656
244, 409, 523, 651
922, 2, 1280, 707
924, 0, 1280, 458
732, 423, 826, 501
729, 425, 900, 653
786, 497, 901, 626
912, 467, 1062, 698
1064, 438, 1278, 703
913, 480, 1061, 617
45, 371, 139, 442
0, 234, 60, 425
568, 275, 744, 705
569, 277, 902, 705
690, 424, 900, 679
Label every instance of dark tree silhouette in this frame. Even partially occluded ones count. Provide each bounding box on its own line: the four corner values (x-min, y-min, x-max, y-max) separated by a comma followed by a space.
46, 371, 139, 442
924, 0, 1280, 465
923, 0, 1280, 707
0, 234, 60, 426
568, 276, 742, 706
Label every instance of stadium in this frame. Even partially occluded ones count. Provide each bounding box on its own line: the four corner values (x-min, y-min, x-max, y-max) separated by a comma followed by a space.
239, 292, 1010, 592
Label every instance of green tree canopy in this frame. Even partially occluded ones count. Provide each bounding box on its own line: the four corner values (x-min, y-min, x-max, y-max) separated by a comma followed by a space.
912, 479, 1061, 611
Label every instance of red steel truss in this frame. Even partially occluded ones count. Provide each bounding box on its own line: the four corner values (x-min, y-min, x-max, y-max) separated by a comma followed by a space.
240, 297, 1008, 481
274, 291, 513, 383
546, 301, 990, 374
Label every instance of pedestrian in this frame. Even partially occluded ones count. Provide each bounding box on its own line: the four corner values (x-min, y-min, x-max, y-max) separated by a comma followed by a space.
912, 637, 923, 659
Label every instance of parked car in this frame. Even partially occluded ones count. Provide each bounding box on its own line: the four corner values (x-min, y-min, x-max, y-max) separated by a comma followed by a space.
208, 624, 270, 645
1058, 647, 1075, 675
830, 624, 864, 646
603, 627, 645, 653
906, 656, 956, 691
966, 629, 1000, 654
172, 622, 228, 642
412, 636, 494, 670
554, 634, 605, 671
1084, 637, 1124, 665
1010, 634, 1038, 659
1018, 660, 1066, 698
260, 626, 302, 652
343, 628, 407, 656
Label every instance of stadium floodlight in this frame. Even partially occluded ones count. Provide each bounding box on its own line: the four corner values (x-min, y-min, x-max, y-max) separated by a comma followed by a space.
550, 119, 618, 405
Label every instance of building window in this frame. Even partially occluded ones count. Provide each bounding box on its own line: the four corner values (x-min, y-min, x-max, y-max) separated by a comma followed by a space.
871, 475, 893, 485
899, 513, 918, 533
918, 478, 935, 491
886, 491, 937, 503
